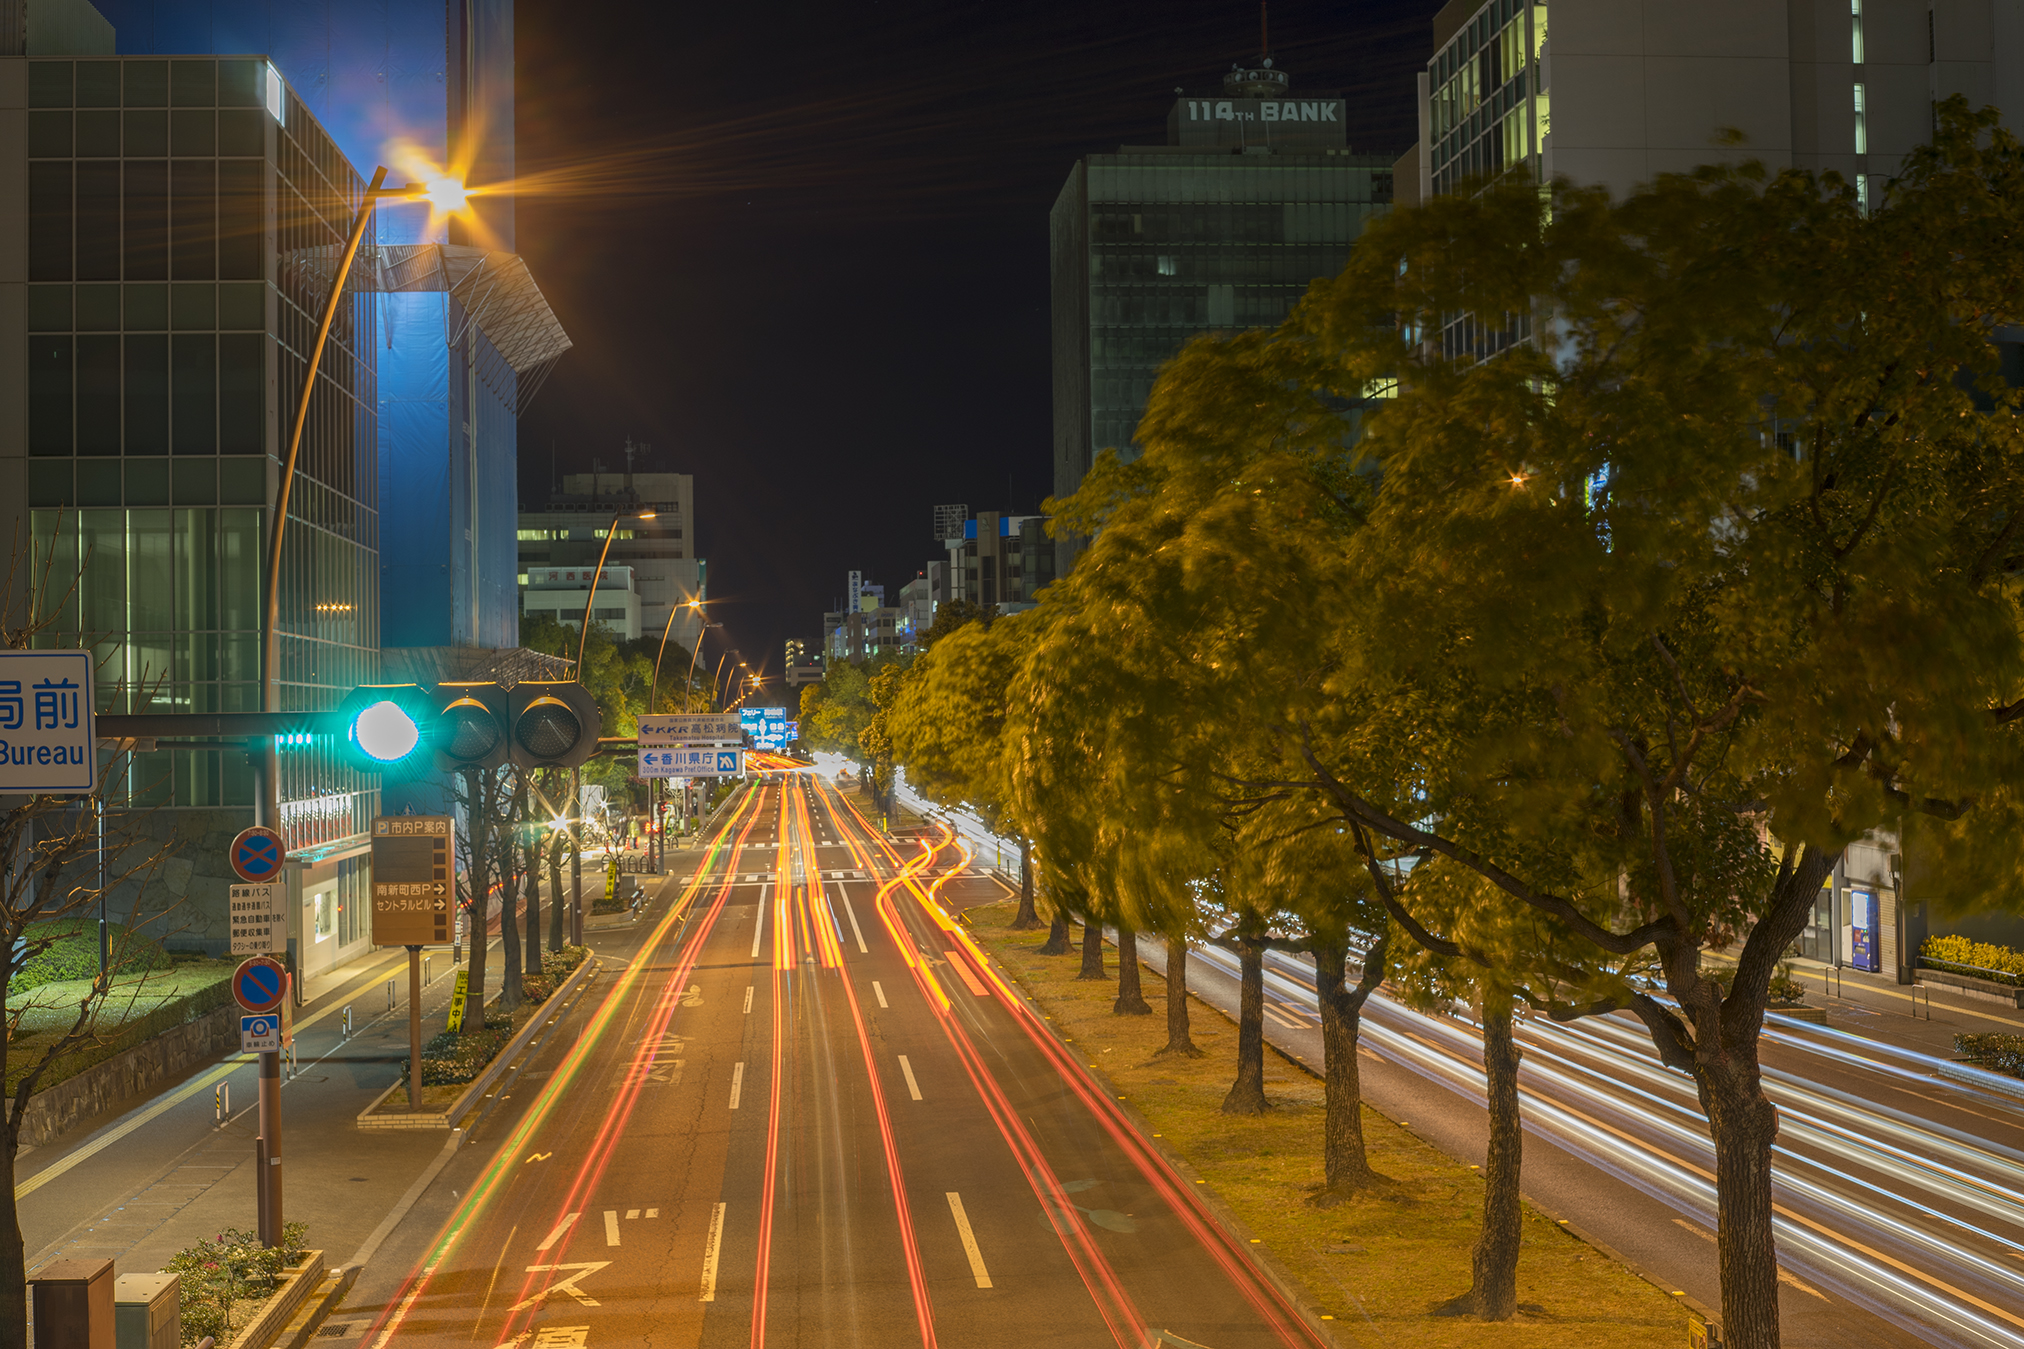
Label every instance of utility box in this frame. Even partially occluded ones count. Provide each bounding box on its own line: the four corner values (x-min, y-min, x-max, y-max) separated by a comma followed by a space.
113, 1273, 179, 1349
28, 1257, 115, 1349
1687, 1305, 1723, 1349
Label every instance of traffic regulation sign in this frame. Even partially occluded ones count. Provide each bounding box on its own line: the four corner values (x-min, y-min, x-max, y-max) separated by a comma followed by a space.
229, 827, 286, 883
240, 1014, 280, 1053
228, 884, 281, 954
231, 956, 287, 1014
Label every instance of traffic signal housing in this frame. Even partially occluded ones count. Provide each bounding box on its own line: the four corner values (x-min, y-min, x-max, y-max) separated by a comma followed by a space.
507, 680, 602, 769
430, 681, 510, 771
335, 684, 435, 776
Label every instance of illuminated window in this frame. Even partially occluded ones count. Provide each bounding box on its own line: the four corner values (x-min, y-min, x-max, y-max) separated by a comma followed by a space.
263, 63, 285, 123
1157, 255, 1176, 276
1851, 0, 1864, 64
1853, 83, 1867, 154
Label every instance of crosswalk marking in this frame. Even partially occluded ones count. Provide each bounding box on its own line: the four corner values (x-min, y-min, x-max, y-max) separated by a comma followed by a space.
603, 1211, 620, 1246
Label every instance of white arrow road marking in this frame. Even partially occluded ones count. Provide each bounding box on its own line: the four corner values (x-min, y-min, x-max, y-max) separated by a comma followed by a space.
872, 981, 888, 1009
534, 1213, 579, 1252
946, 1192, 992, 1288
509, 1262, 610, 1311
700, 1201, 728, 1301
604, 1210, 621, 1246
898, 1055, 922, 1101
730, 1062, 745, 1109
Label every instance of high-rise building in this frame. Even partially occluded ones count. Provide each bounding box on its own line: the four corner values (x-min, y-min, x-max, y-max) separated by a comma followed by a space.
938, 509, 1055, 610
517, 467, 703, 655
1052, 59, 1393, 574
1397, 0, 2024, 210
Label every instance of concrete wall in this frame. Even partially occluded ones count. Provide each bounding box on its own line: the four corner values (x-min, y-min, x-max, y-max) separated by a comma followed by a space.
16, 1000, 236, 1148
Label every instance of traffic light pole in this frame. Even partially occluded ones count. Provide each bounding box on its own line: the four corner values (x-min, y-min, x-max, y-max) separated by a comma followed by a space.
570, 767, 584, 945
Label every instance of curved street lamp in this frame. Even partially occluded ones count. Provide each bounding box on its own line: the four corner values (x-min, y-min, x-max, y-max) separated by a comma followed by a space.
575, 508, 656, 677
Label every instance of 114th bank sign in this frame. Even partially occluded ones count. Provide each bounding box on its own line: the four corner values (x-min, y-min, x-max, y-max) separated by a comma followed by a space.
0, 651, 96, 793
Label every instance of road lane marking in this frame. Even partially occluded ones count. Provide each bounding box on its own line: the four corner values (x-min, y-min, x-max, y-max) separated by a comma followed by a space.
603, 1211, 621, 1246
841, 893, 868, 952
647, 1207, 659, 1218
700, 1202, 727, 1302
946, 1192, 992, 1287
873, 981, 888, 1008
899, 1055, 923, 1100
625, 1209, 639, 1219
535, 1213, 580, 1251
509, 1262, 609, 1311
730, 1062, 745, 1109
743, 985, 754, 1013
751, 891, 769, 959
1263, 1006, 1305, 1030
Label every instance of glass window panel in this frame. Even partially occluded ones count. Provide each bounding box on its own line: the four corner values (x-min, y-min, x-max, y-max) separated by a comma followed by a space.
129, 510, 173, 632
124, 282, 167, 330
75, 335, 121, 453
77, 508, 125, 638
217, 162, 263, 279
172, 336, 217, 453
75, 161, 120, 280
219, 508, 262, 632
170, 160, 216, 279
218, 60, 258, 107
171, 283, 215, 329
218, 109, 262, 158
29, 62, 72, 108
29, 162, 72, 281
122, 110, 167, 157
125, 459, 169, 505
27, 285, 71, 331
75, 283, 119, 329
75, 61, 120, 107
169, 111, 214, 157
169, 60, 215, 108
123, 161, 169, 279
218, 282, 262, 330
76, 459, 122, 506
125, 334, 168, 454
219, 334, 264, 453
28, 111, 71, 157
29, 336, 72, 455
220, 456, 265, 503
172, 458, 217, 504
174, 508, 217, 631
123, 61, 167, 108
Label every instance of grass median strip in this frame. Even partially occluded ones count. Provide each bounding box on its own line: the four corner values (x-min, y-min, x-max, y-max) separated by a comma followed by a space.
968, 901, 1685, 1349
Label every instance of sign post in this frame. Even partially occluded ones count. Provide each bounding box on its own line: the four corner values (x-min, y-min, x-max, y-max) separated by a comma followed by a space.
231, 955, 288, 1246
372, 816, 453, 1110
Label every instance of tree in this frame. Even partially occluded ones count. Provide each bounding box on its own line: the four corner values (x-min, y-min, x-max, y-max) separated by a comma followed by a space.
1262, 105, 2024, 1349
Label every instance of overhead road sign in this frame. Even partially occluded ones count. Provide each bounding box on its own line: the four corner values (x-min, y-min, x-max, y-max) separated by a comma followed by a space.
640, 747, 743, 779
230, 826, 287, 883
372, 815, 454, 945
638, 713, 742, 747
229, 885, 282, 954
0, 650, 96, 793
232, 956, 288, 1014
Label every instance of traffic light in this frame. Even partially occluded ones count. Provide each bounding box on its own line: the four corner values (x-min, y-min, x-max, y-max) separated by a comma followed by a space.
334, 684, 435, 776
430, 681, 510, 771
507, 680, 602, 768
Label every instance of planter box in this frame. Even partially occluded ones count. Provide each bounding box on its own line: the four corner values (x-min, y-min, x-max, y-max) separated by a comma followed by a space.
1916, 967, 2024, 1008
1767, 1005, 1827, 1024
357, 955, 597, 1131
225, 1250, 323, 1349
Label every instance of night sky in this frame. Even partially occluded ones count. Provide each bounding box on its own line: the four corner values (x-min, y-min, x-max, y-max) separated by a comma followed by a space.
512, 0, 1446, 686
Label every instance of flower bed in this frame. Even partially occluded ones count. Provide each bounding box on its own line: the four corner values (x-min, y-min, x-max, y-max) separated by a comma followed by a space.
1956, 1033, 2024, 1079
165, 1223, 309, 1347
1921, 934, 2024, 987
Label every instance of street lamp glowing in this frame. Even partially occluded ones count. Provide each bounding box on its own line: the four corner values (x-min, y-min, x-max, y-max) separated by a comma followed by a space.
352, 700, 422, 762
423, 177, 469, 212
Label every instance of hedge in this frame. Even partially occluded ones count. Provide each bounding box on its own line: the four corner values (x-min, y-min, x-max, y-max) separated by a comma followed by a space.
1921, 934, 2024, 987
12, 918, 171, 993
5, 974, 233, 1095
1956, 1033, 2024, 1078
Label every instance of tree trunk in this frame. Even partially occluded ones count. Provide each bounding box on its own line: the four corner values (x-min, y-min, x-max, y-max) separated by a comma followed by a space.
1311, 937, 1380, 1200
523, 833, 542, 979
499, 846, 523, 1009
547, 832, 567, 953
1471, 993, 1523, 1319
463, 768, 490, 1034
1155, 933, 1202, 1057
1077, 917, 1107, 980
1113, 924, 1151, 1014
0, 1133, 24, 1349
1222, 934, 1268, 1115
1704, 1045, 1784, 1349
1009, 841, 1040, 929
1039, 910, 1072, 955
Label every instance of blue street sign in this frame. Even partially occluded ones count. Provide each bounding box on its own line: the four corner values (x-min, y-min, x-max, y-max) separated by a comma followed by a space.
230, 826, 286, 883
240, 1014, 280, 1053
232, 957, 287, 1013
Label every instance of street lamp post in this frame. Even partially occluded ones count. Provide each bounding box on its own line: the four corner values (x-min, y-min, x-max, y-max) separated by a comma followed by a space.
646, 597, 703, 873
251, 164, 449, 1253
566, 504, 653, 927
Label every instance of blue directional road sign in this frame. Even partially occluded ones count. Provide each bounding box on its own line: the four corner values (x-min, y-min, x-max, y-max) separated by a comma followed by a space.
230, 826, 286, 883
231, 956, 287, 1014
639, 747, 744, 779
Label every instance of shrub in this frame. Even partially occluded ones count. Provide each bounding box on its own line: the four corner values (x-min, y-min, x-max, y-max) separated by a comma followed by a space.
1922, 934, 2024, 986
1956, 1033, 2024, 1078
542, 944, 588, 981
167, 1222, 309, 1346
11, 919, 171, 993
414, 1015, 513, 1085
1700, 961, 1807, 1004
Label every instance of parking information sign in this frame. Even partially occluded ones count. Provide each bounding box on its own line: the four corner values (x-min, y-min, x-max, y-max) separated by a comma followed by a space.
0, 650, 96, 793
229, 884, 282, 954
240, 1014, 280, 1053
639, 746, 743, 778
371, 815, 454, 945
638, 713, 741, 746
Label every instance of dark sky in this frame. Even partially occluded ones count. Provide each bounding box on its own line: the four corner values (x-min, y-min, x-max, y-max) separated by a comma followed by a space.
512, 0, 1444, 689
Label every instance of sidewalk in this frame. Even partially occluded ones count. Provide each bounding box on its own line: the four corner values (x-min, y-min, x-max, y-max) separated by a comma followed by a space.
1722, 952, 2020, 1061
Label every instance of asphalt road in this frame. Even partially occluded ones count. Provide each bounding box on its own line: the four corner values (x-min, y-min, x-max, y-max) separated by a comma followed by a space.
333, 774, 1330, 1349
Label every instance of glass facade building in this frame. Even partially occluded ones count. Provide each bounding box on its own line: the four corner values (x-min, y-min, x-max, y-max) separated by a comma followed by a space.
1051, 66, 1391, 572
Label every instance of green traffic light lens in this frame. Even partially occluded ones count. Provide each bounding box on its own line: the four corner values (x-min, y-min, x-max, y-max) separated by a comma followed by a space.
352, 699, 421, 762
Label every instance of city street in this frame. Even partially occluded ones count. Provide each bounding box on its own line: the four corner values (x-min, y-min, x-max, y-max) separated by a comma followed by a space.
330, 775, 1326, 1349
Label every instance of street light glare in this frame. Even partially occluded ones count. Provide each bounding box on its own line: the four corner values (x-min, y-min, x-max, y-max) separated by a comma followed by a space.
353, 699, 421, 762
423, 177, 469, 212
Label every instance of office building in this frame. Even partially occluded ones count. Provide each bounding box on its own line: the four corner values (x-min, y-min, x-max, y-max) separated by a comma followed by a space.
940, 509, 1055, 610
898, 575, 935, 645
1052, 59, 1393, 573
824, 575, 902, 666
521, 564, 640, 640
517, 466, 704, 654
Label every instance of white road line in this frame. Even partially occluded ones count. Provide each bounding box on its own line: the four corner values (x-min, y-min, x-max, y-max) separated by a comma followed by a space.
751, 891, 768, 960
647, 1207, 659, 1218
743, 985, 754, 1014
625, 1209, 639, 1220
946, 1192, 992, 1287
841, 893, 868, 953
603, 1211, 621, 1246
700, 1202, 727, 1302
1262, 1005, 1304, 1030
729, 1062, 745, 1109
898, 1055, 922, 1101
872, 981, 888, 1009
535, 1212, 580, 1251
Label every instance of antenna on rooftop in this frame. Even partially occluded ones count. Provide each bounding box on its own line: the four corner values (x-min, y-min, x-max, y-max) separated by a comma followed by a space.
1261, 0, 1269, 58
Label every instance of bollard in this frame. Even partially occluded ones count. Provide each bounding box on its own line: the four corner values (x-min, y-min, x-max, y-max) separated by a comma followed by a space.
342, 1005, 352, 1040
215, 1081, 229, 1126
387, 977, 396, 1012
423, 953, 432, 987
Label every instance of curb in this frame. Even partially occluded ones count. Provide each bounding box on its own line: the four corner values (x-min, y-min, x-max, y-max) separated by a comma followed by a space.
273, 1263, 361, 1349
1936, 1059, 2024, 1100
